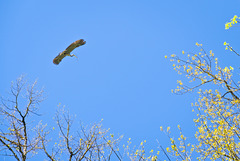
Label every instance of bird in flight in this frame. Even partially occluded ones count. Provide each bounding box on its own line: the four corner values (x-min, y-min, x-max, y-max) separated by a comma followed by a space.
53, 39, 86, 65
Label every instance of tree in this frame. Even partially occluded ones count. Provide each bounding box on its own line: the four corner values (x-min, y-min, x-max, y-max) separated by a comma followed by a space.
163, 15, 240, 160
0, 76, 44, 161
0, 76, 122, 161
39, 107, 122, 161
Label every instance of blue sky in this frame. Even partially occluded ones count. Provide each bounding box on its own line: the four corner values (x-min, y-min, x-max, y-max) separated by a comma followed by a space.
0, 0, 240, 160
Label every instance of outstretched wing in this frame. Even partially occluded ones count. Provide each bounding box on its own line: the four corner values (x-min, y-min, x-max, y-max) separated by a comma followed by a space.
53, 39, 86, 65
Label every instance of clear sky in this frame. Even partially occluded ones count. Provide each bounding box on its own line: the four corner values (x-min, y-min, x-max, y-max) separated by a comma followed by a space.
0, 0, 240, 160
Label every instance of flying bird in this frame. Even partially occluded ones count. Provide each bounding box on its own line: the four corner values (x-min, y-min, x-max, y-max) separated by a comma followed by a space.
53, 39, 86, 65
